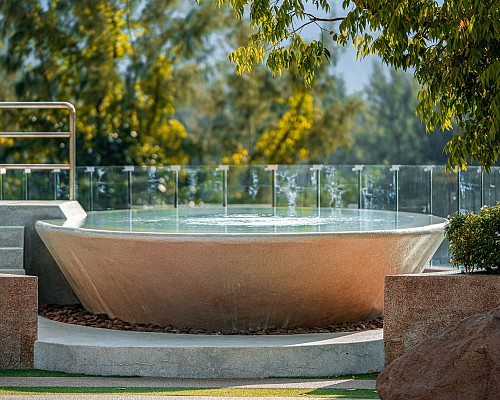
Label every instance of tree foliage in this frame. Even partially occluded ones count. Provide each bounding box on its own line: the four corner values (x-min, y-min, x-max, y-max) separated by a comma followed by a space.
207, 0, 500, 170
0, 0, 213, 165
0, 0, 362, 167
173, 14, 361, 166
254, 90, 313, 163
338, 64, 450, 165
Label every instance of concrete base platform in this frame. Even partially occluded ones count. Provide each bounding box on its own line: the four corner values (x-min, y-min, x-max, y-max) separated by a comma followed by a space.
35, 317, 383, 378
0, 201, 86, 304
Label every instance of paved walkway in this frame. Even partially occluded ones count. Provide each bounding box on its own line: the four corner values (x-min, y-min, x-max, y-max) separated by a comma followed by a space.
0, 376, 377, 399
0, 376, 376, 389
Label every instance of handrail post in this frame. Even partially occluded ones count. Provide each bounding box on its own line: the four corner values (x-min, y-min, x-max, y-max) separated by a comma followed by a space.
352, 165, 364, 209
479, 167, 484, 209
390, 165, 400, 212
170, 165, 181, 208
424, 166, 433, 215
23, 168, 31, 200
216, 165, 229, 207
0, 168, 5, 200
310, 164, 323, 209
85, 167, 95, 211
69, 105, 76, 200
123, 166, 135, 209
53, 168, 60, 200
265, 165, 278, 208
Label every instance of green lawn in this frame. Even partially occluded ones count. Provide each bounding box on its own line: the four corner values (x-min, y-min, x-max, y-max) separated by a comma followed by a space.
0, 369, 94, 378
0, 369, 380, 398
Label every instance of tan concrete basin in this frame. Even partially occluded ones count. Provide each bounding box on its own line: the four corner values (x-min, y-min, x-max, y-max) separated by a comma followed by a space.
35, 208, 445, 332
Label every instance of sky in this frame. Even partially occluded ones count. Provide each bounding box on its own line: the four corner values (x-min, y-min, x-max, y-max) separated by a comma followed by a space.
206, 2, 387, 96
334, 46, 380, 95
299, 2, 387, 95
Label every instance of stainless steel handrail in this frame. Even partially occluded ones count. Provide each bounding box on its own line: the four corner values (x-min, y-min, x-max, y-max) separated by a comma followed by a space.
0, 164, 71, 170
0, 132, 71, 138
0, 102, 76, 200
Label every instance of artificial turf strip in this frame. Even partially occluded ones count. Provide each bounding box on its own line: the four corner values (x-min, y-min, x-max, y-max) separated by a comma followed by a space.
0, 387, 379, 398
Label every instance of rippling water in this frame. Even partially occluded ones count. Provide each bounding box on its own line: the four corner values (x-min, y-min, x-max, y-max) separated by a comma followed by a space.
52, 207, 446, 233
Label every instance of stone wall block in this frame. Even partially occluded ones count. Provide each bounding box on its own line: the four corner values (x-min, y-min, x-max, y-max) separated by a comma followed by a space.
384, 271, 500, 365
0, 273, 38, 369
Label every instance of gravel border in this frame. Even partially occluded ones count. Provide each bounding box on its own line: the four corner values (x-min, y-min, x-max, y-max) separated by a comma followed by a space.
39, 304, 383, 335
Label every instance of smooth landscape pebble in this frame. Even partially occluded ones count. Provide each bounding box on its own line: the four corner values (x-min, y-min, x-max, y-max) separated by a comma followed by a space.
39, 304, 383, 335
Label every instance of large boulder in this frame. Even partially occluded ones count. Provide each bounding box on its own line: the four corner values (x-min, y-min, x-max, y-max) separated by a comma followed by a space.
377, 306, 500, 400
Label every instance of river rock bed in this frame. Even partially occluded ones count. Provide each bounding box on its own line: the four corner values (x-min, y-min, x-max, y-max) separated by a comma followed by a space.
39, 304, 383, 335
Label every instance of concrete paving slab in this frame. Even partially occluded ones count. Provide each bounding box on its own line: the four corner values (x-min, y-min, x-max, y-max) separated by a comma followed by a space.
35, 317, 384, 378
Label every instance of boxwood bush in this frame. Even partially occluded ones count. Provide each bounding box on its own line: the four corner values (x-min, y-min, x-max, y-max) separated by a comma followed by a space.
445, 203, 500, 274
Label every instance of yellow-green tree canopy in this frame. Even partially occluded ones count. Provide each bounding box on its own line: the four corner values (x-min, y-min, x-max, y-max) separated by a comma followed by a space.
0, 0, 360, 167
206, 0, 500, 171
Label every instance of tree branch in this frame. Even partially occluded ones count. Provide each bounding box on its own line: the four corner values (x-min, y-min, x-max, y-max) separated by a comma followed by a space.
305, 13, 346, 23
292, 14, 344, 35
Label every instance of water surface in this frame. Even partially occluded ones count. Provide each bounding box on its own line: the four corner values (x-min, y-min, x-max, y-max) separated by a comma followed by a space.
51, 207, 446, 234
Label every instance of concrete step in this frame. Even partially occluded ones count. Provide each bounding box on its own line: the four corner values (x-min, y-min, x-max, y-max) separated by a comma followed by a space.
36, 317, 384, 378
0, 226, 25, 248
0, 247, 24, 269
0, 268, 25, 275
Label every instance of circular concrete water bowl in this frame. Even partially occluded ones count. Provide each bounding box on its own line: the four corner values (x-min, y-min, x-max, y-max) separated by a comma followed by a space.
35, 207, 445, 332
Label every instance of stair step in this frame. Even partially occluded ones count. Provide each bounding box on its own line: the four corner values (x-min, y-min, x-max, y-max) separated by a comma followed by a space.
0, 268, 25, 275
0, 226, 25, 248
0, 247, 24, 269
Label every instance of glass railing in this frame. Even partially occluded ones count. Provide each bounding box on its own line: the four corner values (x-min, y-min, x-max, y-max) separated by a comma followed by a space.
1, 164, 498, 215
1, 164, 499, 266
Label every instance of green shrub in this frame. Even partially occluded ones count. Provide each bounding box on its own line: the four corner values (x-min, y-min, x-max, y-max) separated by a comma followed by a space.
445, 203, 500, 274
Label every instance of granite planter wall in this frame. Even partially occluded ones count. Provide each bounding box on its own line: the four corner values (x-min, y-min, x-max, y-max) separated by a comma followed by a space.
0, 273, 38, 369
384, 271, 500, 365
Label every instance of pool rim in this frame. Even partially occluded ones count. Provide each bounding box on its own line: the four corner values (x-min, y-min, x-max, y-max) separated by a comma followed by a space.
36, 207, 447, 237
